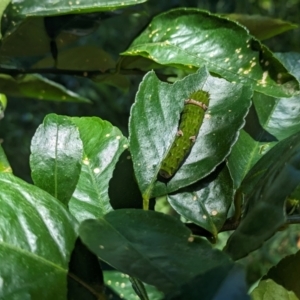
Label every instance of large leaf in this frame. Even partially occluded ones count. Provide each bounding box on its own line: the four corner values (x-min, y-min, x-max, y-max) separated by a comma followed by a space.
0, 74, 91, 102
79, 209, 231, 294
129, 67, 252, 200
69, 117, 128, 222
223, 14, 298, 41
251, 279, 298, 300
224, 132, 300, 260
30, 114, 83, 206
104, 271, 164, 300
262, 250, 300, 298
168, 165, 233, 237
0, 173, 77, 299
122, 8, 299, 98
164, 264, 249, 300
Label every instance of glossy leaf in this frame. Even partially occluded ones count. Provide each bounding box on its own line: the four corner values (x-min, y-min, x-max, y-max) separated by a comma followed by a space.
168, 166, 233, 237
252, 52, 300, 141
275, 52, 300, 81
104, 271, 164, 300
69, 117, 128, 222
122, 8, 299, 98
164, 264, 249, 300
0, 173, 78, 299
251, 279, 298, 300
253, 92, 300, 141
79, 209, 231, 294
30, 114, 83, 206
225, 132, 300, 260
263, 250, 300, 298
223, 14, 298, 40
227, 129, 276, 189
129, 67, 252, 199
0, 74, 91, 102
4, 0, 147, 19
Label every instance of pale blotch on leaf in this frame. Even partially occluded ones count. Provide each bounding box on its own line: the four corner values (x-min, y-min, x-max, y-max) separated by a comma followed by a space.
83, 157, 89, 165
93, 167, 101, 174
193, 195, 197, 201
235, 48, 242, 54
211, 210, 218, 216
105, 133, 110, 137
204, 113, 211, 119
126, 156, 131, 160
99, 245, 104, 249
238, 55, 243, 59
224, 57, 230, 63
107, 280, 112, 285
116, 135, 121, 140
121, 283, 126, 288
188, 236, 194, 242
123, 144, 128, 149
203, 215, 207, 219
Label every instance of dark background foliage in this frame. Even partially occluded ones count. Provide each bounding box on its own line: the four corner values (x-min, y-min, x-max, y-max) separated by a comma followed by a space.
1, 0, 299, 182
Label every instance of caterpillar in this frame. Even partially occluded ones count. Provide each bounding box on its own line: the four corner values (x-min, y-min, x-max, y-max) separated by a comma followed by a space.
159, 90, 210, 179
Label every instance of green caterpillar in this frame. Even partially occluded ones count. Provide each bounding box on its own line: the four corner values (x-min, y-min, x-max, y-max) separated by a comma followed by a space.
159, 90, 210, 179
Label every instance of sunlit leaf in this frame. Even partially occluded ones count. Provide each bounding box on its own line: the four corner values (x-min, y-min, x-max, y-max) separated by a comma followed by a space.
30, 114, 83, 206
0, 173, 77, 299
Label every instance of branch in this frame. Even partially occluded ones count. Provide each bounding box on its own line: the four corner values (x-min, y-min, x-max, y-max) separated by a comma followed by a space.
0, 67, 174, 81
186, 214, 300, 238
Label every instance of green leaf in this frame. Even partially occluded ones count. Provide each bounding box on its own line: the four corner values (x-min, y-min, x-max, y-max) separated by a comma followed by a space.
251, 279, 298, 300
223, 14, 298, 40
262, 250, 300, 298
69, 117, 128, 222
168, 166, 233, 237
0, 145, 12, 173
275, 52, 300, 81
253, 92, 300, 141
122, 8, 299, 98
129, 67, 252, 199
79, 209, 231, 294
0, 73, 91, 102
33, 46, 116, 72
227, 129, 276, 189
0, 173, 77, 299
0, 0, 10, 40
104, 271, 164, 300
224, 132, 300, 260
164, 264, 249, 300
68, 239, 105, 300
5, 0, 147, 18
30, 114, 83, 206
